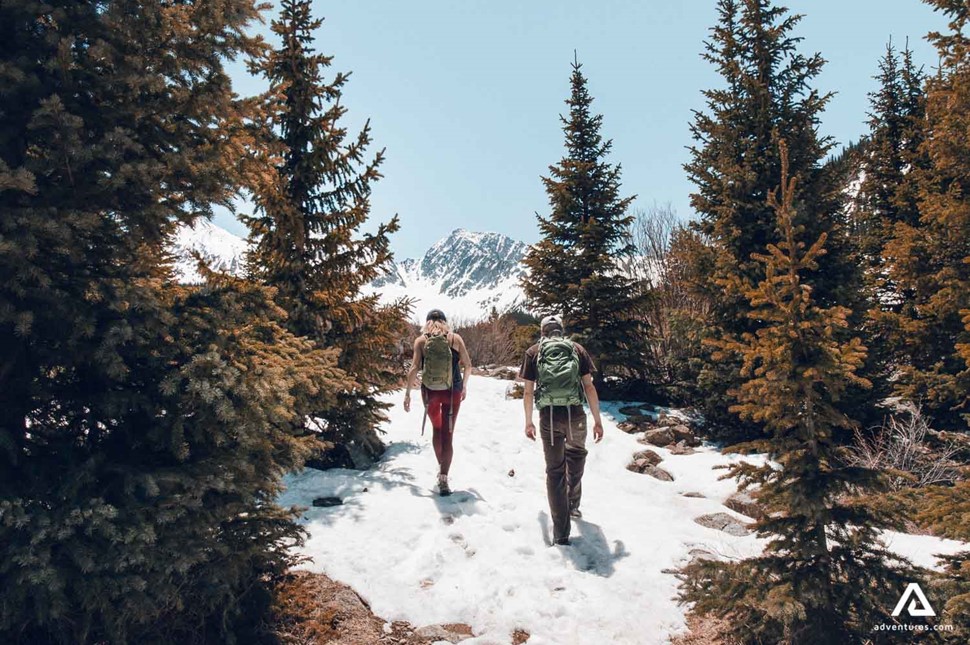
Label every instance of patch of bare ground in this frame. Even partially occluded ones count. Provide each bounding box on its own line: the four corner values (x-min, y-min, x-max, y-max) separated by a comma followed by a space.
670, 614, 733, 645
267, 571, 530, 644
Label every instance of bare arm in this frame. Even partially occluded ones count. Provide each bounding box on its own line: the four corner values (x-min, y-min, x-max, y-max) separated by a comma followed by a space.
453, 334, 473, 398
582, 374, 604, 442
523, 380, 536, 441
403, 337, 423, 412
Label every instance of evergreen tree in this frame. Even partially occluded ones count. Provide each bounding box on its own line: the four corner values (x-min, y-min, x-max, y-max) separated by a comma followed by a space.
245, 0, 410, 466
908, 480, 970, 641
1, 2, 344, 640
852, 42, 927, 417
680, 143, 911, 644
880, 0, 970, 431
684, 0, 857, 441
522, 58, 644, 383
854, 40, 925, 275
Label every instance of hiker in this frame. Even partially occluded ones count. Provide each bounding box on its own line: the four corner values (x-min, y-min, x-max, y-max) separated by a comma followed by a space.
520, 314, 604, 546
403, 309, 472, 496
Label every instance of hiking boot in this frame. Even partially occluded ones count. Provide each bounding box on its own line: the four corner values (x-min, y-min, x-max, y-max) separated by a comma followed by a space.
437, 474, 451, 496
569, 508, 582, 519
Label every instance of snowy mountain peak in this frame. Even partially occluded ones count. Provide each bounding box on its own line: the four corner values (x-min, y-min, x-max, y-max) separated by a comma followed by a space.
171, 219, 247, 283
371, 229, 529, 321
169, 220, 530, 322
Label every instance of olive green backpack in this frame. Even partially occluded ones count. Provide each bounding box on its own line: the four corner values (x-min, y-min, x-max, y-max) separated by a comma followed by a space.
422, 333, 453, 391
536, 336, 583, 409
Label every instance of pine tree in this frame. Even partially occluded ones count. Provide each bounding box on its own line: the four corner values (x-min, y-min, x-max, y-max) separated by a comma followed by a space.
853, 41, 925, 285
679, 142, 912, 644
684, 0, 858, 441
522, 57, 644, 383
852, 42, 927, 418
880, 0, 970, 431
245, 0, 410, 466
1, 2, 343, 640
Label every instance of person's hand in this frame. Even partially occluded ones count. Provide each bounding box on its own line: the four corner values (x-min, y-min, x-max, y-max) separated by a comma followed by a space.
403, 392, 411, 413
525, 422, 536, 441
461, 387, 467, 401
593, 421, 604, 443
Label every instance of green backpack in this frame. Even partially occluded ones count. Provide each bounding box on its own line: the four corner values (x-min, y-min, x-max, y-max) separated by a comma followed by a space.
536, 336, 583, 409
423, 333, 453, 391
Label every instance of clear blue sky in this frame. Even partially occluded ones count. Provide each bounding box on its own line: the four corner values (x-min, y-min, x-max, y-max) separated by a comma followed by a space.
218, 1, 947, 259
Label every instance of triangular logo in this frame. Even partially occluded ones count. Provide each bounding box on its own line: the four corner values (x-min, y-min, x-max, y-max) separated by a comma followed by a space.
891, 583, 936, 618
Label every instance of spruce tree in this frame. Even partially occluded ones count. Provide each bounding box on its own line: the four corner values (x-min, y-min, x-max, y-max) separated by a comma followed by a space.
880, 0, 970, 431
680, 143, 911, 644
1, 2, 344, 641
522, 58, 644, 383
853, 42, 924, 264
852, 42, 927, 416
684, 0, 857, 441
245, 0, 410, 466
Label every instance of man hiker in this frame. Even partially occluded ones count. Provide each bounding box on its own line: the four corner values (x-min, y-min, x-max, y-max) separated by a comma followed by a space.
404, 309, 472, 496
520, 314, 604, 546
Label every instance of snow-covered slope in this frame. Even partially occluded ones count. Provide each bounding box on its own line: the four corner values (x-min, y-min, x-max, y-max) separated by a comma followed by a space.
370, 228, 529, 322
278, 378, 967, 644
170, 222, 529, 320
170, 219, 247, 283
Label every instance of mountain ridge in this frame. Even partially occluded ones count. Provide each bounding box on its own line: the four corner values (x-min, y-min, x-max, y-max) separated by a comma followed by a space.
170, 222, 530, 321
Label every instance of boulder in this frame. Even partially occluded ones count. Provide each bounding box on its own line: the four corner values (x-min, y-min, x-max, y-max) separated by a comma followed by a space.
681, 491, 705, 498
694, 512, 752, 536
724, 490, 764, 519
669, 424, 701, 447
312, 496, 343, 507
632, 449, 663, 466
639, 427, 676, 447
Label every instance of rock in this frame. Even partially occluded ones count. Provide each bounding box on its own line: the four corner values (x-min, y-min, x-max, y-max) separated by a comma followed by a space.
724, 490, 764, 519
414, 623, 474, 643
512, 628, 531, 644
632, 449, 663, 466
694, 512, 752, 536
618, 418, 653, 434
624, 413, 655, 424
668, 441, 697, 456
669, 424, 701, 447
681, 491, 705, 498
639, 427, 676, 447
312, 496, 343, 507
508, 468, 515, 478
643, 465, 675, 481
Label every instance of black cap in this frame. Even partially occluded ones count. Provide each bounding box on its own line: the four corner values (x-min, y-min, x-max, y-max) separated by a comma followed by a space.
426, 309, 447, 322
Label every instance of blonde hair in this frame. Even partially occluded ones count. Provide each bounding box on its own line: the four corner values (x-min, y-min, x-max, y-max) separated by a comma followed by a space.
422, 320, 451, 336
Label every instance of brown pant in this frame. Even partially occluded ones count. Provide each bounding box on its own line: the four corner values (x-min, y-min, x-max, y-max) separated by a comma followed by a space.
539, 405, 588, 543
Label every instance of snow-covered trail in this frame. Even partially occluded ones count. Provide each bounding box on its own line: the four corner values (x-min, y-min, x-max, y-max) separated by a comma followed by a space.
279, 377, 966, 645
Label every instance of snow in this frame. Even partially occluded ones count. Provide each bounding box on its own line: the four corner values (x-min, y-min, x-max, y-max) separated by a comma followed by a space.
278, 377, 967, 645
171, 219, 247, 283
370, 269, 525, 323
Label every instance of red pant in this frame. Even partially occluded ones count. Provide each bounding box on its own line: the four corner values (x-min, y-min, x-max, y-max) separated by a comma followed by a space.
423, 387, 462, 431
423, 387, 462, 475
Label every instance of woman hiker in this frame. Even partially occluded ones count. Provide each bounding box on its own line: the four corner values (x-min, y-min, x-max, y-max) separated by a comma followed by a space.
403, 309, 472, 496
